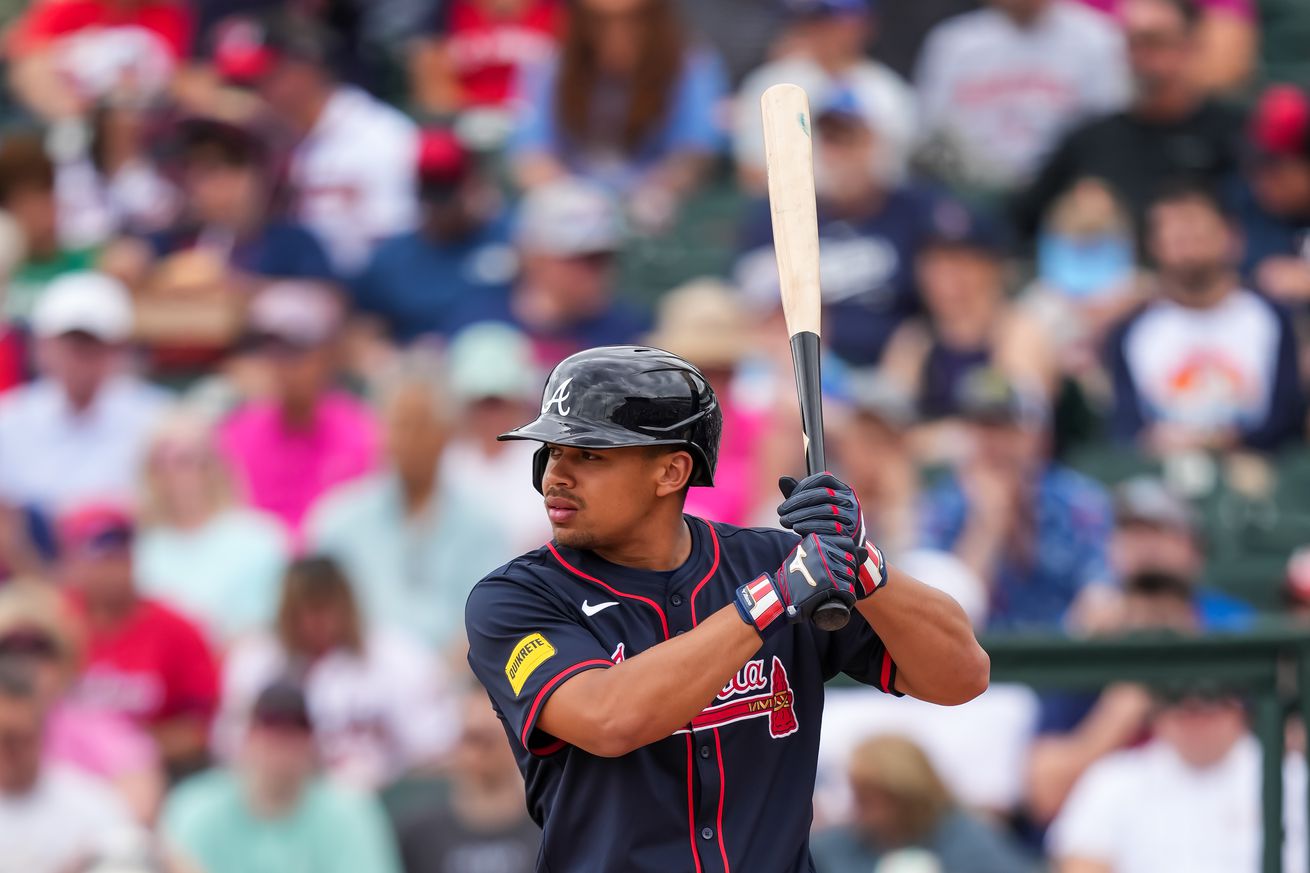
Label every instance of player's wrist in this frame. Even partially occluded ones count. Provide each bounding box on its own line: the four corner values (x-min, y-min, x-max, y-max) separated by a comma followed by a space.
735, 574, 786, 637
854, 541, 888, 599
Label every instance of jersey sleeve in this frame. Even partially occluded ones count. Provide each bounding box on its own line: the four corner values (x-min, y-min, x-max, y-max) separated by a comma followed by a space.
465, 574, 614, 755
814, 613, 902, 696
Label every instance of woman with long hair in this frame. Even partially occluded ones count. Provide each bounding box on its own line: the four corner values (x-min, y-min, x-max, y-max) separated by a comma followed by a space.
215, 557, 457, 791
135, 411, 290, 645
511, 0, 727, 227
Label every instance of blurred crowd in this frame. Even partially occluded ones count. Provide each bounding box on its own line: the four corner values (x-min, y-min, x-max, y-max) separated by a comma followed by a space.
0, 0, 1305, 871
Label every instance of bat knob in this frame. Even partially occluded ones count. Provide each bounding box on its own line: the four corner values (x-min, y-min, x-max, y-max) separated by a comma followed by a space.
812, 599, 851, 632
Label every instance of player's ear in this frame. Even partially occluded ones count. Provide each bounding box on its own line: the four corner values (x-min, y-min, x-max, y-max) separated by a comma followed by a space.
653, 449, 694, 498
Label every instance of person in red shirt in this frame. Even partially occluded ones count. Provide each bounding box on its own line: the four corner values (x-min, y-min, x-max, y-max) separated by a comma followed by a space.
7, 0, 193, 119
411, 0, 562, 115
60, 503, 219, 781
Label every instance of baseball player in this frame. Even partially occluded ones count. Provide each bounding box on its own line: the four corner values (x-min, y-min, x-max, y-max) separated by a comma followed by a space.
465, 346, 989, 872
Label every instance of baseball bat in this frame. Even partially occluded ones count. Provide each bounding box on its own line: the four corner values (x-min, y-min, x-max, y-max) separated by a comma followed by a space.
760, 83, 850, 633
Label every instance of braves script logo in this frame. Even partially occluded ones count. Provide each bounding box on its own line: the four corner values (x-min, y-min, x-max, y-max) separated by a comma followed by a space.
542, 377, 574, 416
677, 656, 798, 739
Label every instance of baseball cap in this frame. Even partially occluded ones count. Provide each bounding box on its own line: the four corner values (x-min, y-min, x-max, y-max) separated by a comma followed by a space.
515, 178, 624, 257
32, 272, 135, 343
923, 200, 1008, 257
210, 13, 332, 85
58, 504, 135, 557
785, 0, 872, 17
646, 279, 753, 370
447, 322, 541, 404
246, 281, 343, 349
955, 369, 1045, 428
417, 128, 471, 190
1114, 476, 1196, 533
842, 369, 917, 429
250, 680, 314, 733
1250, 84, 1310, 162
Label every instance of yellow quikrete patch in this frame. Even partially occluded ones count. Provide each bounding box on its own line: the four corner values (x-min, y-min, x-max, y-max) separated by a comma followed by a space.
505, 633, 557, 696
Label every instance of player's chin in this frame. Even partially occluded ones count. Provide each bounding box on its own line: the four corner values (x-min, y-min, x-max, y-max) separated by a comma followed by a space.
552, 526, 598, 551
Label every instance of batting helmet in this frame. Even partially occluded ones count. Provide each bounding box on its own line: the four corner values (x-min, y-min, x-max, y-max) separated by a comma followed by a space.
499, 346, 722, 494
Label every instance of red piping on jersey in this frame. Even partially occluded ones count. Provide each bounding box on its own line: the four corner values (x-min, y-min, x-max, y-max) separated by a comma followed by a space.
547, 543, 671, 640
686, 735, 704, 873
688, 520, 722, 626
522, 659, 613, 752
881, 649, 896, 694
713, 728, 731, 872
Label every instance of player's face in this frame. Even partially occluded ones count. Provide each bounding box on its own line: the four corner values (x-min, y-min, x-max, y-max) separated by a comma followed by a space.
540, 444, 684, 550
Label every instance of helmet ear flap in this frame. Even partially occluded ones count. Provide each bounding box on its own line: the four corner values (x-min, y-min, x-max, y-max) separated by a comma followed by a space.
532, 445, 549, 494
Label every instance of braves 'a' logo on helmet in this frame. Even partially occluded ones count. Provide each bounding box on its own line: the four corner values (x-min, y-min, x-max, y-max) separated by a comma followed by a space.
542, 377, 574, 416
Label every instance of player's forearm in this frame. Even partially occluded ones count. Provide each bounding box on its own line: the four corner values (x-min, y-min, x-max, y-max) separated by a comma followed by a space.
855, 566, 989, 705
539, 607, 761, 757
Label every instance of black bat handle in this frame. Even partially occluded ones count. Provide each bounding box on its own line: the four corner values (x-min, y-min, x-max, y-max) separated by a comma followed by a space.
788, 331, 852, 632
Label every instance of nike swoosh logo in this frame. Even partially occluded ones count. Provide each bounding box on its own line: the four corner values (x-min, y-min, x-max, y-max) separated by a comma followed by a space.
581, 600, 619, 617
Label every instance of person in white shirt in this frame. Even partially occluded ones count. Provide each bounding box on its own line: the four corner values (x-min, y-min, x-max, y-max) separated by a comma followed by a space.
211, 12, 420, 276
0, 272, 171, 524
1048, 688, 1307, 873
0, 660, 137, 873
734, 0, 916, 195
215, 556, 456, 791
915, 0, 1129, 194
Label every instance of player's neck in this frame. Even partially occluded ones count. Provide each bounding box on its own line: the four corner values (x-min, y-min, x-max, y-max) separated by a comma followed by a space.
591, 515, 693, 572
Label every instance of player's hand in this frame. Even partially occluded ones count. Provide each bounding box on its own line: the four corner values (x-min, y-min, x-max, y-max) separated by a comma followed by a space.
778, 473, 887, 599
735, 533, 858, 637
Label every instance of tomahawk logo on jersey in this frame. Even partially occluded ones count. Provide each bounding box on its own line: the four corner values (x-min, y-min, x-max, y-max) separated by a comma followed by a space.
465, 516, 899, 873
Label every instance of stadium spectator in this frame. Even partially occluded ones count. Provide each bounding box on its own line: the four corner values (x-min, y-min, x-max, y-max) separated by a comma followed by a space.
60, 504, 219, 780
810, 734, 1038, 873
1072, 0, 1257, 93
880, 202, 1056, 430
1015, 0, 1245, 247
216, 557, 455, 790
6, 0, 192, 120
135, 412, 290, 645
1106, 183, 1305, 453
212, 11, 419, 275
1238, 85, 1310, 312
164, 680, 403, 873
914, 0, 1129, 196
736, 83, 941, 367
509, 178, 649, 365
510, 0, 727, 227
394, 690, 541, 873
137, 117, 334, 283
351, 129, 516, 346
0, 272, 171, 521
1048, 686, 1308, 873
646, 279, 766, 526
733, 0, 915, 196
0, 585, 162, 822
830, 372, 921, 557
439, 323, 552, 554
0, 134, 99, 323
305, 359, 506, 651
219, 281, 379, 538
1288, 547, 1310, 622
919, 370, 1116, 630
410, 0, 561, 116
1110, 476, 1254, 629
673, 0, 784, 85
0, 659, 139, 873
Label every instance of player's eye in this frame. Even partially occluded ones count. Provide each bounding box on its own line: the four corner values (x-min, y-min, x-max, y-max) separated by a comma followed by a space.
581, 452, 602, 461
547, 447, 563, 459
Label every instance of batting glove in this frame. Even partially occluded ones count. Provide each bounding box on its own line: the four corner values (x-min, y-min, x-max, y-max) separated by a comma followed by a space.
778, 472, 888, 599
735, 533, 859, 637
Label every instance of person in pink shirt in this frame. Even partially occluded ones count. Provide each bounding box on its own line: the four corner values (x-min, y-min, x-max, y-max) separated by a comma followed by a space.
647, 279, 766, 526
0, 584, 162, 822
220, 281, 379, 539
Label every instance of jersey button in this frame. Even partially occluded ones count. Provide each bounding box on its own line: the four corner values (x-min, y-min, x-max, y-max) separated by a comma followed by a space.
701, 827, 714, 840
671, 594, 684, 606
699, 745, 710, 759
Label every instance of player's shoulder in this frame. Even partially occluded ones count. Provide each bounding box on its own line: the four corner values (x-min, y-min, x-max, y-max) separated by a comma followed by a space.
700, 518, 798, 563
466, 545, 569, 609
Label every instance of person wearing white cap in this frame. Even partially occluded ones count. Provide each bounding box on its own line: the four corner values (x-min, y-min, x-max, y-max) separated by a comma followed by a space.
0, 271, 170, 524
510, 178, 649, 366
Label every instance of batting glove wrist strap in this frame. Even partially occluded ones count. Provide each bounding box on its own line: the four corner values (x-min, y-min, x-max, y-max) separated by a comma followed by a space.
736, 574, 784, 636
855, 542, 888, 599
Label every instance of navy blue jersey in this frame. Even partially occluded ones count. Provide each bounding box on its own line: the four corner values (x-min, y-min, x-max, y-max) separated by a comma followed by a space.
464, 516, 900, 873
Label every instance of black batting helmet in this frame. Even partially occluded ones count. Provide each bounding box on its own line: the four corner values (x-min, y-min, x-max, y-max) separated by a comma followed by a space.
499, 346, 722, 494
